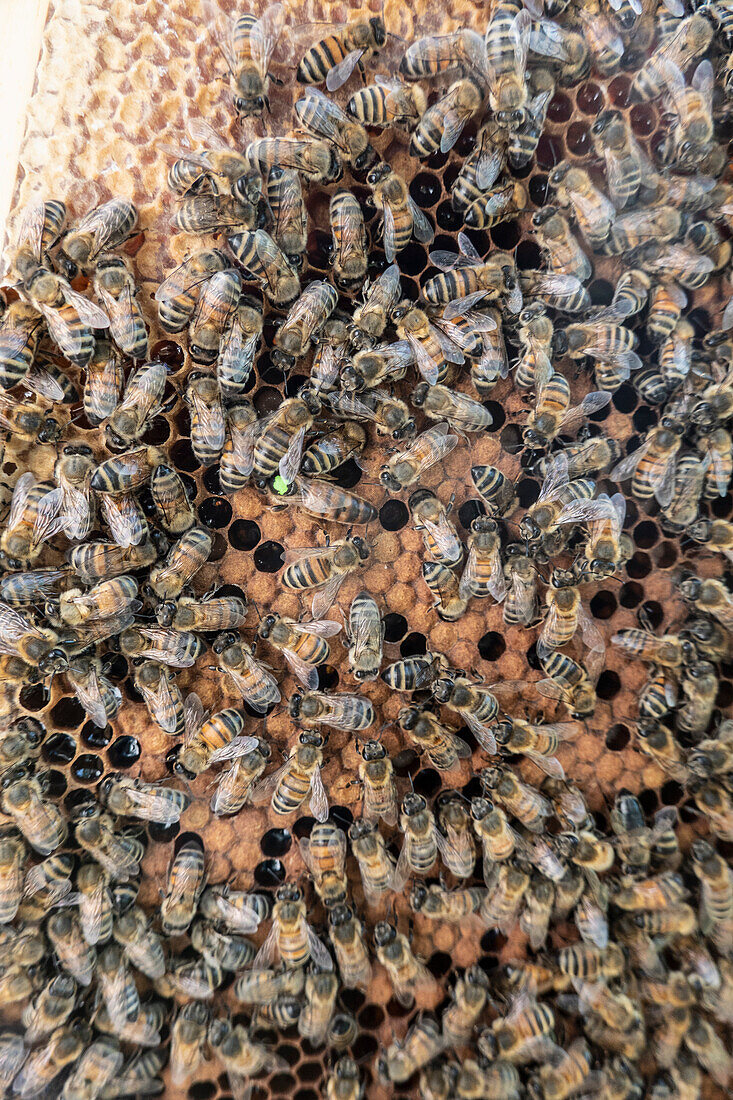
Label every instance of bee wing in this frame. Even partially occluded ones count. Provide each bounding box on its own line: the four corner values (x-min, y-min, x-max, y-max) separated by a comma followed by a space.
228, 414, 262, 479
404, 333, 440, 385
252, 920, 280, 969
155, 259, 214, 302
325, 390, 378, 422
36, 302, 89, 360
33, 487, 65, 543
326, 48, 365, 92
283, 648, 319, 689
609, 439, 651, 482
363, 775, 398, 827
296, 88, 349, 146
22, 363, 66, 402
122, 785, 186, 825
537, 451, 569, 503
312, 573, 347, 620
475, 145, 505, 190
423, 516, 463, 564
61, 285, 110, 329
430, 322, 464, 365
95, 282, 137, 354
722, 296, 733, 332
68, 666, 109, 728
138, 628, 198, 667
189, 387, 227, 456
251, 760, 291, 805
294, 618, 342, 638
557, 390, 612, 436
511, 8, 531, 74
138, 676, 180, 734
309, 765, 329, 822
462, 710, 498, 755
193, 270, 240, 328
0, 567, 66, 603
409, 199, 434, 245
529, 20, 571, 62
101, 495, 144, 548
186, 118, 230, 153
382, 201, 397, 264
442, 290, 492, 322
7, 472, 36, 530
224, 661, 280, 714
277, 424, 307, 484
16, 201, 47, 263
208, 736, 261, 765
532, 273, 591, 312
577, 602, 605, 658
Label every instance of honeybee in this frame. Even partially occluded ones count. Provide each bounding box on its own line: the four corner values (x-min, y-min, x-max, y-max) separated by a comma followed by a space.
90, 445, 166, 496
46, 908, 96, 986
210, 738, 272, 816
164, 117, 262, 200
255, 881, 333, 970
100, 1051, 164, 1099
436, 795, 477, 878
547, 161, 616, 247
0, 299, 43, 391
1, 475, 61, 569
147, 526, 212, 602
471, 796, 520, 874
399, 704, 472, 769
131, 662, 183, 735
199, 884, 269, 933
98, 773, 190, 824
92, 253, 148, 360
328, 189, 368, 291
358, 739, 398, 826
155, 249, 230, 332
373, 920, 438, 1007
688, 722, 733, 778
367, 162, 434, 263
327, 1056, 364, 1100
299, 822, 348, 908
422, 560, 467, 621
424, 231, 522, 315
172, 191, 256, 236
408, 489, 463, 568
326, 386, 415, 440
380, 423, 459, 493
479, 990, 554, 1061
279, 475, 377, 526
589, 108, 646, 209
464, 177, 529, 231
175, 698, 260, 780
118, 625, 205, 669
394, 793, 439, 884
327, 902, 371, 990
246, 135, 342, 184
21, 973, 77, 1043
188, 268, 241, 368
684, 1016, 733, 1086
532, 1039, 596, 1100
301, 421, 367, 478
390, 301, 466, 386
147, 465, 194, 536
500, 549, 539, 626
100, 361, 165, 453
296, 15, 386, 90
481, 765, 552, 832
183, 372, 226, 467
281, 535, 370, 618
412, 382, 494, 433
411, 76, 488, 160
484, 0, 531, 122
65, 655, 121, 730
160, 836, 206, 936
532, 206, 593, 282
74, 812, 144, 881
347, 818, 394, 906
538, 568, 604, 661
233, 965, 304, 1005
289, 689, 375, 731
252, 391, 320, 487
113, 906, 166, 979
59, 198, 138, 276
378, 1015, 445, 1084
12, 1023, 90, 1098
296, 89, 374, 174
459, 516, 506, 606
253, 730, 328, 821
257, 611, 338, 688
349, 263, 402, 350
410, 882, 486, 925
298, 971, 338, 1046
208, 1019, 287, 1089
471, 466, 516, 518
228, 229, 301, 307
1, 769, 67, 855
558, 941, 625, 982
348, 75, 426, 131
630, 11, 713, 101
204, 0, 284, 118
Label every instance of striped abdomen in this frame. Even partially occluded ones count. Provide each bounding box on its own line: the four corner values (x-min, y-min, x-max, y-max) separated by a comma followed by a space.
297, 35, 352, 84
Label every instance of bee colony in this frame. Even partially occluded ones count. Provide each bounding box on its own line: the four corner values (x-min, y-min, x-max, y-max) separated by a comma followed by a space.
1, 0, 733, 1095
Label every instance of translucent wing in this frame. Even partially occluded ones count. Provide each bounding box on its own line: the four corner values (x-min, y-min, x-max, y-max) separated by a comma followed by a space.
37, 303, 90, 360
431, 322, 465, 364
312, 573, 347, 619
208, 736, 261, 765
137, 628, 198, 667
538, 452, 569, 503
326, 48, 365, 92
409, 199, 434, 244
405, 333, 439, 385
577, 602, 605, 656
193, 270, 240, 328
463, 710, 498, 755
155, 258, 218, 302
62, 285, 110, 329
251, 761, 291, 806
96, 282, 139, 354
16, 201, 47, 263
23, 363, 66, 402
423, 516, 463, 563
382, 202, 396, 264
223, 659, 280, 713
279, 424, 307, 484
529, 21, 571, 62
511, 9, 531, 74
101, 495, 145, 548
406, 422, 459, 472
309, 765, 329, 821
443, 290, 491, 320
138, 674, 180, 734
187, 118, 230, 153
68, 666, 109, 728
283, 648, 319, 689
295, 88, 350, 147
293, 618, 342, 638
189, 386, 227, 456
7, 472, 36, 530
306, 923, 334, 969
476, 146, 505, 190
122, 785, 187, 825
557, 390, 612, 435
609, 440, 651, 482
299, 828, 346, 878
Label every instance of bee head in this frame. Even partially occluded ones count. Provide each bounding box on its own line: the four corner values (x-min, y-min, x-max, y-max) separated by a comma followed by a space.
380, 468, 401, 492
402, 792, 426, 815
38, 417, 61, 444
372, 920, 396, 947
370, 16, 387, 45
367, 161, 391, 186
258, 614, 278, 639
409, 883, 428, 910
212, 631, 239, 655
411, 382, 429, 408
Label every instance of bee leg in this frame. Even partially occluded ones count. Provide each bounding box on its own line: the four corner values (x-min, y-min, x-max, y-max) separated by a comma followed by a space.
357, 59, 367, 85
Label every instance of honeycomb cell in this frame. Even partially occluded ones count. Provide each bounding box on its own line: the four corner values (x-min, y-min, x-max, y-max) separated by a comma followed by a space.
43, 732, 77, 765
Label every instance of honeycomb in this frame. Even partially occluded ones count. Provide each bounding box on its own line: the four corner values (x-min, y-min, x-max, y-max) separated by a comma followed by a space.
2, 0, 733, 1097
